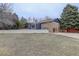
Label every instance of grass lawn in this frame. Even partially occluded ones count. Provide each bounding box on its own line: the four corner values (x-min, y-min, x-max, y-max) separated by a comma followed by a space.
0, 33, 79, 56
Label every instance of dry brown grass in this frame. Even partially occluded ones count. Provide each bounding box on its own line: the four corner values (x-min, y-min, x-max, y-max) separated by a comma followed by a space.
0, 33, 79, 56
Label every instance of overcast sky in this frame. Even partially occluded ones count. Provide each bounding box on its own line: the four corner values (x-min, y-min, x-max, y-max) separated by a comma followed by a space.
13, 3, 79, 19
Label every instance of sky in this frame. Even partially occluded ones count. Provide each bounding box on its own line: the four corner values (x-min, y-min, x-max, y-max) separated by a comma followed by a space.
13, 3, 79, 19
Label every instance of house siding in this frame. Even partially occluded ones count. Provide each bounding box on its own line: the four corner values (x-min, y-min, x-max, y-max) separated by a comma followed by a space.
41, 22, 60, 32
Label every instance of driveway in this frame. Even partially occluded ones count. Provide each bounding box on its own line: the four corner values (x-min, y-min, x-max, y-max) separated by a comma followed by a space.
54, 33, 79, 39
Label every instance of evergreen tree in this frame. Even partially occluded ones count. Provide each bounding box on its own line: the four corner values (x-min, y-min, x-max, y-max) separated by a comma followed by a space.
20, 17, 28, 28
60, 4, 79, 30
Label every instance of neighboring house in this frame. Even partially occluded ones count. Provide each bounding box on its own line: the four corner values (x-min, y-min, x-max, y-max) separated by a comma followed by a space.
27, 18, 60, 32
27, 23, 41, 29
27, 18, 41, 29
40, 19, 60, 32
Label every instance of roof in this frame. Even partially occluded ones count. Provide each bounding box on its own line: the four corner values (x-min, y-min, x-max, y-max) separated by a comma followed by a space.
39, 19, 53, 24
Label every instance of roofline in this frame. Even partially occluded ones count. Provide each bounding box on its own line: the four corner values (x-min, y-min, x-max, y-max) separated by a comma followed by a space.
39, 20, 53, 24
